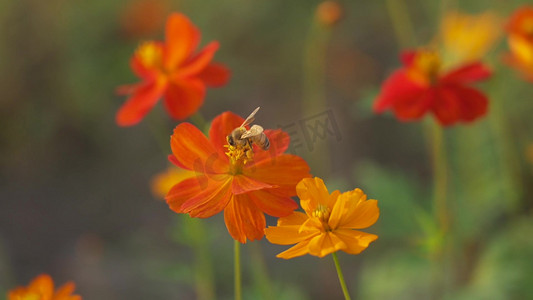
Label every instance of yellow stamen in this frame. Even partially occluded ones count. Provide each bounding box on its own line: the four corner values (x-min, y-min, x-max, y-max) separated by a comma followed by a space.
136, 41, 163, 69
408, 49, 441, 85
312, 204, 331, 230
224, 143, 254, 171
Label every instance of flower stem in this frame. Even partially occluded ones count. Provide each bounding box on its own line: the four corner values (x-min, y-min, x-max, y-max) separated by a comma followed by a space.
234, 240, 242, 300
385, 0, 418, 48
332, 252, 352, 300
191, 112, 208, 132
430, 121, 449, 234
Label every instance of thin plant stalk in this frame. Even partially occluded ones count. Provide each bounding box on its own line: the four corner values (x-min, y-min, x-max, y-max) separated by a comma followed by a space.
332, 252, 352, 300
234, 240, 242, 300
302, 13, 333, 177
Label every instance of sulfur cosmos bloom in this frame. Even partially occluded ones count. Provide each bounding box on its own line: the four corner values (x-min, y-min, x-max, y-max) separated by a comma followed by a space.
265, 177, 379, 259
441, 11, 501, 67
116, 13, 230, 126
373, 49, 491, 126
504, 6, 533, 81
151, 165, 194, 199
8, 274, 81, 300
165, 111, 311, 243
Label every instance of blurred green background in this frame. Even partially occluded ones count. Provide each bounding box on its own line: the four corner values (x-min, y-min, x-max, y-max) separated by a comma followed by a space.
1, 0, 533, 299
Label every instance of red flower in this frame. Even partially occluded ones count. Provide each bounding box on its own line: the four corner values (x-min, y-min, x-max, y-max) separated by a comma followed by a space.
373, 49, 491, 126
504, 6, 533, 81
165, 111, 311, 243
116, 13, 230, 126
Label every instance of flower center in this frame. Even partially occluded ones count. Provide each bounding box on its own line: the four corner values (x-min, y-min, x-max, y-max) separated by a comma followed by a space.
409, 50, 441, 85
224, 136, 254, 174
522, 18, 533, 37
312, 204, 331, 231
136, 41, 163, 70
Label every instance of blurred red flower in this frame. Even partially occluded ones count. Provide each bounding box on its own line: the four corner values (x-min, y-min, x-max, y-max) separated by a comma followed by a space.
373, 49, 491, 126
116, 13, 230, 126
504, 6, 533, 81
166, 111, 311, 243
8, 274, 81, 300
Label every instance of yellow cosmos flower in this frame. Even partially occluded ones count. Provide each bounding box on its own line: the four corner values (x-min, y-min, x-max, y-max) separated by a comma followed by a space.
265, 177, 379, 259
441, 11, 502, 67
151, 166, 195, 199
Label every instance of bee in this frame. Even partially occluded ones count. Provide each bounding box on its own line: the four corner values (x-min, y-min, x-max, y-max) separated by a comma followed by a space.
227, 107, 270, 156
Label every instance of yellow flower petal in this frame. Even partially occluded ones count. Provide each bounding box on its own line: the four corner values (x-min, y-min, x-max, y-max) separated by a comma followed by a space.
151, 166, 195, 199
339, 199, 379, 229
276, 240, 312, 259
442, 11, 502, 66
265, 218, 320, 246
334, 229, 378, 255
308, 232, 346, 257
296, 177, 331, 215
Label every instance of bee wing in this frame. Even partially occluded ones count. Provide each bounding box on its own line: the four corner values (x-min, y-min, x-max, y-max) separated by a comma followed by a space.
241, 125, 264, 138
240, 107, 261, 127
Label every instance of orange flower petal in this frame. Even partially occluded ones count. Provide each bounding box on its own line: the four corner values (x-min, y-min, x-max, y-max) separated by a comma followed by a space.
208, 111, 245, 151
163, 79, 206, 120
178, 41, 220, 78
249, 129, 290, 164
265, 220, 320, 245
181, 176, 233, 218
232, 175, 274, 195
163, 13, 200, 70
116, 80, 166, 126
166, 176, 207, 213
338, 199, 379, 230
224, 194, 266, 243
296, 177, 331, 215
170, 122, 228, 172
278, 211, 309, 226
249, 189, 298, 217
328, 188, 366, 229
54, 282, 78, 299
308, 232, 346, 257
29, 274, 55, 298
276, 239, 312, 259
245, 154, 310, 197
198, 63, 231, 87
333, 229, 378, 255
298, 217, 323, 233
441, 62, 492, 84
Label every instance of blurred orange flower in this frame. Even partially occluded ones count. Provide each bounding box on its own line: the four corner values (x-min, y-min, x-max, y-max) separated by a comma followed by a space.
151, 166, 195, 199
119, 0, 169, 38
265, 177, 379, 259
8, 274, 81, 300
374, 49, 491, 126
116, 13, 230, 126
166, 111, 311, 243
504, 6, 533, 81
441, 11, 502, 67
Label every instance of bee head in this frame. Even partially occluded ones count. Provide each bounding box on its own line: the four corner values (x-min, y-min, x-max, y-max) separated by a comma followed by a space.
226, 135, 235, 146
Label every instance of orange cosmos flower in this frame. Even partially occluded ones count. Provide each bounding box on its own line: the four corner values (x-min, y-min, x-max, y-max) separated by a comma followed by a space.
374, 49, 491, 126
8, 274, 81, 300
265, 177, 379, 259
504, 6, 533, 81
116, 13, 230, 126
166, 111, 311, 243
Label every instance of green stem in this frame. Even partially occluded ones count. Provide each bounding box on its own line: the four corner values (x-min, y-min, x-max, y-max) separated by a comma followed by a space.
385, 0, 418, 49
301, 13, 332, 177
190, 112, 209, 132
250, 243, 275, 300
234, 240, 242, 300
332, 252, 352, 300
431, 121, 449, 234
